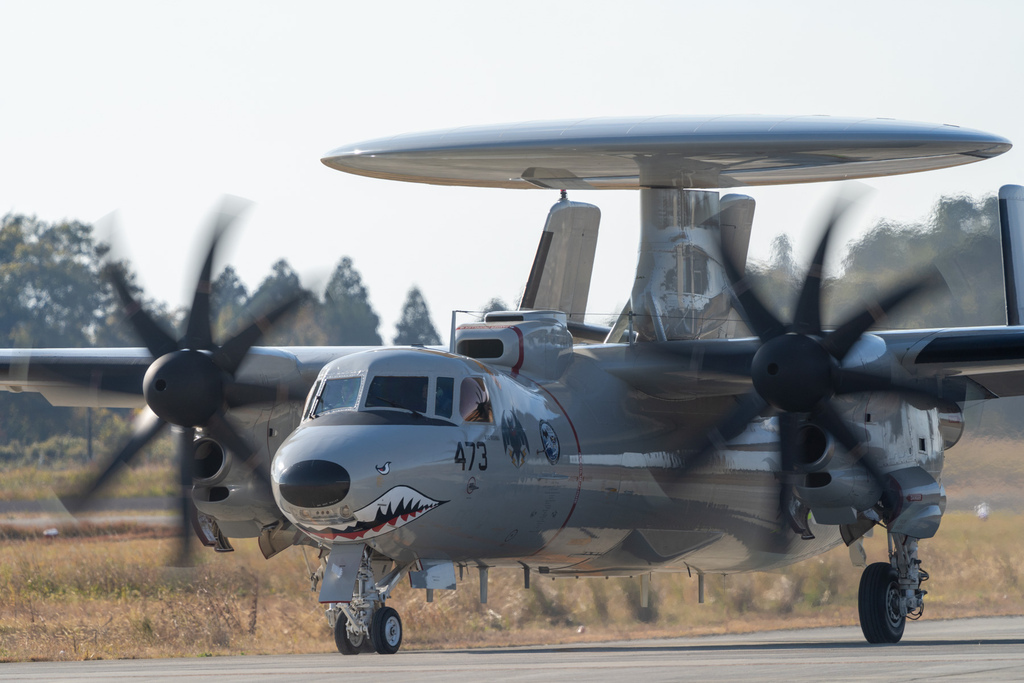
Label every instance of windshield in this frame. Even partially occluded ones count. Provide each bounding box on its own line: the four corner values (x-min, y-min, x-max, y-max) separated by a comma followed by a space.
311, 376, 361, 417
366, 376, 429, 414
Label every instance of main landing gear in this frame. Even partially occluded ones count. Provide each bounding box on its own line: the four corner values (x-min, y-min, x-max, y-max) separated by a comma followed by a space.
858, 531, 928, 643
322, 548, 407, 655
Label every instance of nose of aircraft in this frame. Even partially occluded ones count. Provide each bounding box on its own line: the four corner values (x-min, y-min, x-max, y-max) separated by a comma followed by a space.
275, 459, 351, 508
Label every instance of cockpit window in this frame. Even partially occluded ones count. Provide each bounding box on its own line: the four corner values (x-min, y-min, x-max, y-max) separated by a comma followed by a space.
366, 376, 428, 414
460, 377, 492, 423
435, 377, 454, 419
311, 376, 361, 417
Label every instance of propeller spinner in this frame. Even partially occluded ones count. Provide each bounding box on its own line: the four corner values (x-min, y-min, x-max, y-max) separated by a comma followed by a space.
64, 203, 302, 565
692, 198, 946, 513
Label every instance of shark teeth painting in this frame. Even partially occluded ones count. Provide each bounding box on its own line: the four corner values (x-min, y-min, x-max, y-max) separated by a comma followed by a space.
305, 486, 447, 541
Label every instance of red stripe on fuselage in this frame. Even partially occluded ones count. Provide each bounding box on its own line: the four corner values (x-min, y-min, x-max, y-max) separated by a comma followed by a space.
530, 383, 584, 555
511, 326, 525, 376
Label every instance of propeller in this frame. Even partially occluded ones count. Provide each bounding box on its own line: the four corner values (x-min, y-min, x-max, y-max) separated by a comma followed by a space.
64, 201, 303, 565
685, 196, 946, 535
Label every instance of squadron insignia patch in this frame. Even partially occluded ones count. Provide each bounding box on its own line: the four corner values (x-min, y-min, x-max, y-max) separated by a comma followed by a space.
501, 411, 529, 468
539, 421, 560, 464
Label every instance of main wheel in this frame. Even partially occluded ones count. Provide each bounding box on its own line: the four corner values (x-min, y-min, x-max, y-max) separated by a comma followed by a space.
370, 606, 402, 655
334, 613, 368, 655
858, 561, 905, 643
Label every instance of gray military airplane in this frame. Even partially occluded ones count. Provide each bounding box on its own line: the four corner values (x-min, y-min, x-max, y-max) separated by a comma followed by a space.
1, 115, 1020, 654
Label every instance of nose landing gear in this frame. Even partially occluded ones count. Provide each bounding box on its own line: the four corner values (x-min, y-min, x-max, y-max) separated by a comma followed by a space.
858, 531, 927, 643
321, 547, 410, 655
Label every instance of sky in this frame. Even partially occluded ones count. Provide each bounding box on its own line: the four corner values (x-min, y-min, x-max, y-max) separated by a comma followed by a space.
2, 1, 1023, 344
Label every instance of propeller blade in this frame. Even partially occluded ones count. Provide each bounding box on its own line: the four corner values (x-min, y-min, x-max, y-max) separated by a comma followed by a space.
685, 391, 769, 472
719, 239, 786, 343
212, 293, 304, 375
833, 366, 898, 395
63, 409, 166, 511
777, 411, 802, 479
812, 402, 886, 488
812, 402, 863, 453
224, 381, 308, 408
224, 381, 284, 407
204, 410, 272, 488
105, 265, 178, 359
182, 233, 221, 352
823, 268, 943, 360
172, 426, 196, 567
182, 201, 248, 351
791, 201, 851, 336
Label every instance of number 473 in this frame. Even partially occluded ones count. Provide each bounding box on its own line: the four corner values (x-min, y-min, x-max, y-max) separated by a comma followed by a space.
455, 442, 487, 471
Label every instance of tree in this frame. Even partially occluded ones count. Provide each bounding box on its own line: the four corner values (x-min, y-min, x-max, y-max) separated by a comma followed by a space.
394, 286, 441, 345
247, 259, 320, 345
0, 215, 107, 347
831, 193, 1001, 329
481, 297, 509, 315
746, 234, 800, 322
0, 215, 140, 446
211, 265, 249, 337
319, 257, 382, 345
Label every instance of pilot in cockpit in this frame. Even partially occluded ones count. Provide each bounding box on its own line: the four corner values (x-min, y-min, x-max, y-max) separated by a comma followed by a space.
460, 377, 492, 422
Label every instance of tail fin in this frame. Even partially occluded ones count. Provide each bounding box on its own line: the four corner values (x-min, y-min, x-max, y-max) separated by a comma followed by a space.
519, 192, 600, 323
999, 184, 1024, 325
719, 194, 756, 278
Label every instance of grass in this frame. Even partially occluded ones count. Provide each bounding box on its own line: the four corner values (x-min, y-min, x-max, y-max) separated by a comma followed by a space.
0, 462, 176, 502
1, 510, 1022, 661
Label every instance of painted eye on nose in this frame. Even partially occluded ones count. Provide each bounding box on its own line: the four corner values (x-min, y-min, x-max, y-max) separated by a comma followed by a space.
275, 459, 351, 508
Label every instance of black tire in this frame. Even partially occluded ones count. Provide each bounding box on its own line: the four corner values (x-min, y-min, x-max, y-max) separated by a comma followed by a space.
370, 606, 403, 655
858, 561, 905, 643
333, 613, 367, 655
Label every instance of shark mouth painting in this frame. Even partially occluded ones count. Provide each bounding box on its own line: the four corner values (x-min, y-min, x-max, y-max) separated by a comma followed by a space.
304, 486, 446, 541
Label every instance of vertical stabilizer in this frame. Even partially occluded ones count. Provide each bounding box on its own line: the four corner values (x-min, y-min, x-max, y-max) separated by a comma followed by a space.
999, 185, 1024, 326
719, 194, 756, 277
519, 193, 600, 322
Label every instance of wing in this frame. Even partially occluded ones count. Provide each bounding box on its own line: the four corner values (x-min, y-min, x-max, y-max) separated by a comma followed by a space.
0, 346, 370, 408
885, 326, 1024, 399
0, 348, 150, 407
586, 326, 1024, 403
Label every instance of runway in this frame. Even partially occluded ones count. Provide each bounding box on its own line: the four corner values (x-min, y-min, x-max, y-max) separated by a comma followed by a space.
3, 616, 1023, 682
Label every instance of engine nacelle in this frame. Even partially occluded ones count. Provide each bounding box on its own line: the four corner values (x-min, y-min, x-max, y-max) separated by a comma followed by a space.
193, 437, 229, 485
886, 466, 946, 539
191, 436, 279, 539
454, 310, 573, 379
794, 423, 835, 473
794, 467, 883, 525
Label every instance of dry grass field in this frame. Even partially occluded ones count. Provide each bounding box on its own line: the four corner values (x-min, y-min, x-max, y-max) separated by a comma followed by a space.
1, 435, 1022, 661
0, 462, 175, 502
1, 509, 1022, 662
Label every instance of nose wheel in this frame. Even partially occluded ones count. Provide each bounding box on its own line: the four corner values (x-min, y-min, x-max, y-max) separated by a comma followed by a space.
321, 546, 410, 655
330, 604, 403, 655
370, 606, 403, 654
333, 612, 373, 655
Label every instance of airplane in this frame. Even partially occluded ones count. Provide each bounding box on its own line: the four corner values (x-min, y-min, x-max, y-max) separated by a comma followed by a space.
1, 115, 1020, 654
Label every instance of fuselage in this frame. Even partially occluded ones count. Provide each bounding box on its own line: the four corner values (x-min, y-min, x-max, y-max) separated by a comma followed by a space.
270, 346, 870, 576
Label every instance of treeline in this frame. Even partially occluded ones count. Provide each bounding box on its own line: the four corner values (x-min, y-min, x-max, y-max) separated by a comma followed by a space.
746, 194, 1004, 330
746, 193, 1022, 437
1, 192, 1018, 466
0, 213, 448, 460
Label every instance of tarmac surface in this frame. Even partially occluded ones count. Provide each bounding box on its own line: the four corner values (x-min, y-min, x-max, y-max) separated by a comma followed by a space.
3, 616, 1023, 682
